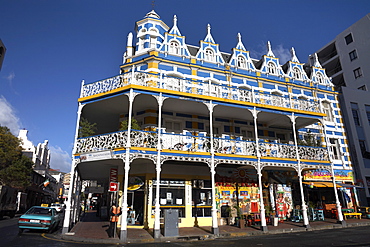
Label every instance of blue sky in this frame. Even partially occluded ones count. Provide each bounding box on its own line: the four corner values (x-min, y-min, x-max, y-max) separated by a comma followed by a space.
0, 0, 369, 173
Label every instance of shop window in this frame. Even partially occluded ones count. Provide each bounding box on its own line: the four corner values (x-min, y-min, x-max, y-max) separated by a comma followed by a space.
192, 180, 212, 217
152, 179, 186, 218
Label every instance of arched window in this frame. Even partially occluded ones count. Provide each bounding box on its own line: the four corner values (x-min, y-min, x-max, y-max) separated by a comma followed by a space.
169, 41, 180, 55
205, 48, 215, 62
267, 62, 277, 74
293, 67, 301, 80
316, 72, 324, 84
237, 56, 246, 68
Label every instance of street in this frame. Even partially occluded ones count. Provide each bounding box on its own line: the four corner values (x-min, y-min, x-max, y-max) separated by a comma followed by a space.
1, 214, 370, 247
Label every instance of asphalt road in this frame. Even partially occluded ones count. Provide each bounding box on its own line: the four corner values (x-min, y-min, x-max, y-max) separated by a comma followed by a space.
1, 214, 370, 247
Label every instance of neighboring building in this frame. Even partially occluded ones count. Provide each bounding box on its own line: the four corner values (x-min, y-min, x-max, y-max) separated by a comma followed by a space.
49, 169, 66, 202
18, 129, 58, 202
62, 173, 71, 200
63, 11, 354, 240
315, 13, 370, 206
0, 39, 6, 70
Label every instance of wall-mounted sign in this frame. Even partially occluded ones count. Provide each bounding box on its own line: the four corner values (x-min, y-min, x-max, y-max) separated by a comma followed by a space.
80, 151, 112, 162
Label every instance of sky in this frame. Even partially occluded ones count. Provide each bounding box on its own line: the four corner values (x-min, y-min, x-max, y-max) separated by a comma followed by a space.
0, 0, 369, 173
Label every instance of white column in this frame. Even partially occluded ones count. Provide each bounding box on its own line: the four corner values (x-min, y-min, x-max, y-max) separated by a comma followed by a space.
120, 89, 135, 242
321, 121, 346, 226
290, 114, 310, 228
208, 101, 219, 235
252, 108, 267, 232
62, 160, 77, 234
62, 103, 84, 234
154, 94, 164, 239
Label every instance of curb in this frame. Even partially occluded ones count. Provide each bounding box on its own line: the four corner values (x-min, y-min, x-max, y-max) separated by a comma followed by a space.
55, 221, 370, 244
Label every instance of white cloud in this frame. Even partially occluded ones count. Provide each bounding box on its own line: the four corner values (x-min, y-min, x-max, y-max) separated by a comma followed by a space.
0, 95, 21, 135
49, 145, 72, 173
273, 44, 291, 64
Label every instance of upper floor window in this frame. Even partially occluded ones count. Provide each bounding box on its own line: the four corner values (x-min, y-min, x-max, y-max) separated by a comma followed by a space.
366, 105, 370, 125
351, 102, 361, 126
169, 41, 180, 55
358, 85, 367, 91
353, 67, 362, 79
345, 33, 353, 45
316, 72, 324, 84
349, 50, 358, 61
322, 101, 333, 122
237, 56, 246, 68
150, 36, 157, 49
267, 62, 277, 74
205, 48, 215, 62
329, 138, 341, 160
292, 67, 301, 80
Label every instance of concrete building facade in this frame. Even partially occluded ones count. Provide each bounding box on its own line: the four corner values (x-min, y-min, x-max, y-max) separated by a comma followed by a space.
315, 13, 370, 205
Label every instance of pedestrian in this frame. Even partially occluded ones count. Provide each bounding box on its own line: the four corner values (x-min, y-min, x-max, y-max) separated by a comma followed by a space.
108, 202, 121, 238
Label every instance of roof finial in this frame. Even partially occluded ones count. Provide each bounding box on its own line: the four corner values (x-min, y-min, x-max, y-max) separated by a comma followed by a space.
237, 33, 242, 43
151, 0, 155, 10
207, 24, 211, 35
290, 47, 299, 62
173, 15, 177, 27
313, 53, 322, 68
266, 41, 275, 57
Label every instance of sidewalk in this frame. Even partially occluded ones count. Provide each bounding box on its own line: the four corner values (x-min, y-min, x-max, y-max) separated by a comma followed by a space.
59, 211, 370, 244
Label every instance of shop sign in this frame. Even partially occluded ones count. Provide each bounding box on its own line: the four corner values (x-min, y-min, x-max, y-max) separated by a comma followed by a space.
86, 186, 104, 194
303, 169, 353, 182
127, 177, 144, 191
110, 168, 118, 182
109, 182, 119, 192
80, 151, 112, 162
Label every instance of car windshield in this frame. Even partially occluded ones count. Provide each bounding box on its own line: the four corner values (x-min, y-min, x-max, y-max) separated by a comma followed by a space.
27, 207, 52, 216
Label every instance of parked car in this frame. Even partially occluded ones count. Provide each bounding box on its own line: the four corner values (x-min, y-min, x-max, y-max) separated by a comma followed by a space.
50, 203, 64, 213
18, 206, 61, 234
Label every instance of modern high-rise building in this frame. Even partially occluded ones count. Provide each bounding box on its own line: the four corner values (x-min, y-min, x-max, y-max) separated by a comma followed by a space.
315, 13, 370, 206
63, 10, 355, 240
0, 39, 6, 70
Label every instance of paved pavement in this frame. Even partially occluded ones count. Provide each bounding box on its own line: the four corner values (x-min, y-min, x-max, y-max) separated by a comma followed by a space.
58, 210, 370, 244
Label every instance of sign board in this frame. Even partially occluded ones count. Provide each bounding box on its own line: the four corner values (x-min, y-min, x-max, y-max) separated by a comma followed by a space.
109, 182, 119, 192
86, 186, 104, 194
110, 168, 118, 183
80, 151, 112, 162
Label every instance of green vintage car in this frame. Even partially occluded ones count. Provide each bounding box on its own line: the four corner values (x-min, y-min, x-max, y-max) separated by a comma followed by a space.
18, 206, 61, 234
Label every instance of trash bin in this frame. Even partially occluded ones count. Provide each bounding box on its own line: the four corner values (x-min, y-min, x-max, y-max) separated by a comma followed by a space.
164, 209, 179, 237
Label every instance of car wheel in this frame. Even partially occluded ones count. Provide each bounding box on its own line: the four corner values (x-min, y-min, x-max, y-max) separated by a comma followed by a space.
48, 224, 55, 233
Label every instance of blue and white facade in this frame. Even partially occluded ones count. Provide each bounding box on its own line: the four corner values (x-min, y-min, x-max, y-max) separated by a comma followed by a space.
63, 11, 355, 240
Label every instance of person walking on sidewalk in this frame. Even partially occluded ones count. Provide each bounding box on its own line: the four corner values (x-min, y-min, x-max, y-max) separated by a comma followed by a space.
108, 202, 121, 238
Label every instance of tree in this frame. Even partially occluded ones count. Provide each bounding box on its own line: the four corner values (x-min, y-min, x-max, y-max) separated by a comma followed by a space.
0, 126, 33, 189
78, 117, 97, 138
119, 118, 141, 131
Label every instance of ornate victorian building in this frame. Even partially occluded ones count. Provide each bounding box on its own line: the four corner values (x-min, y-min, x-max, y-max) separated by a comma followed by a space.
63, 11, 355, 241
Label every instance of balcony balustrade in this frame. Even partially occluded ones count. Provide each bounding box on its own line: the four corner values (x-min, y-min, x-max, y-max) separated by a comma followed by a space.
75, 130, 328, 161
81, 72, 320, 113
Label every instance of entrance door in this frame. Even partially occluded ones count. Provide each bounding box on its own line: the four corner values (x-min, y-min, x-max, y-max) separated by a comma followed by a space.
127, 191, 144, 225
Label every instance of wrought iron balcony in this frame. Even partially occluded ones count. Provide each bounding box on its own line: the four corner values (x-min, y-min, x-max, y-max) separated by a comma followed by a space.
80, 72, 320, 113
75, 130, 329, 161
